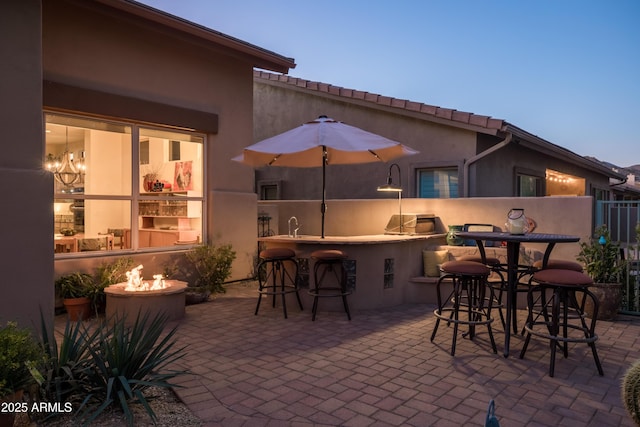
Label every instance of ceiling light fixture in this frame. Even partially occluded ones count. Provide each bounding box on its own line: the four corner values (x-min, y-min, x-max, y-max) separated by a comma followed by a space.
46, 126, 85, 188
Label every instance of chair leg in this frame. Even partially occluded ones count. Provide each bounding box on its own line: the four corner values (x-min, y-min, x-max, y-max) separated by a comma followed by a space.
255, 257, 301, 319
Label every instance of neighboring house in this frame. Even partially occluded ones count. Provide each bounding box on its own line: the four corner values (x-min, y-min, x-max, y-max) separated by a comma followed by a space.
585, 157, 640, 200
253, 71, 626, 203
1, 0, 294, 326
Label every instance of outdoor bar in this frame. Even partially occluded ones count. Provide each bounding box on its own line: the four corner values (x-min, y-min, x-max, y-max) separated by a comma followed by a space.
258, 233, 445, 311
256, 196, 593, 314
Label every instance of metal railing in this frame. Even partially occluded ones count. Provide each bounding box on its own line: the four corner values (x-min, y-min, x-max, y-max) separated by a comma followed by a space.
596, 200, 640, 314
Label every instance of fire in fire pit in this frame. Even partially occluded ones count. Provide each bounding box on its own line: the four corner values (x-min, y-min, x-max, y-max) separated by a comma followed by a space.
124, 265, 168, 292
104, 264, 188, 323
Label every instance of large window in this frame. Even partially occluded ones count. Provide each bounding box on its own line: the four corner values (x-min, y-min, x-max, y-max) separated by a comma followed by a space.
418, 168, 458, 198
47, 113, 204, 255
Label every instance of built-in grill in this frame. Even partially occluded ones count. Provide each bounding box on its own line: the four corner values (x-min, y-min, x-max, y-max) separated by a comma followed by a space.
384, 213, 437, 235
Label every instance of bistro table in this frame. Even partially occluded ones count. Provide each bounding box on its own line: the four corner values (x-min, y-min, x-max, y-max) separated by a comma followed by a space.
455, 231, 580, 357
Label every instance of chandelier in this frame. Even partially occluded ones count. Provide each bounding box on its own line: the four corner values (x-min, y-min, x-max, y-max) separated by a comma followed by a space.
46, 127, 85, 188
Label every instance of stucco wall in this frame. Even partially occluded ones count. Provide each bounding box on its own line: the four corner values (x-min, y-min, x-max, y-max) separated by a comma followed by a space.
474, 142, 612, 197
42, 1, 258, 282
260, 196, 594, 263
254, 78, 616, 201
253, 79, 479, 199
0, 0, 54, 328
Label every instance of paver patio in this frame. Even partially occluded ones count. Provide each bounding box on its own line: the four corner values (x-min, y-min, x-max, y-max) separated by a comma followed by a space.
171, 281, 640, 426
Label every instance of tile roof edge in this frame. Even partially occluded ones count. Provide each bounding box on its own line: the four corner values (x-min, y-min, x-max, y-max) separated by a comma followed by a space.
254, 70, 505, 131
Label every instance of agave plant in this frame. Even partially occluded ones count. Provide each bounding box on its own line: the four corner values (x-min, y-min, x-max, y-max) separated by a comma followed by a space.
76, 312, 187, 426
35, 313, 96, 421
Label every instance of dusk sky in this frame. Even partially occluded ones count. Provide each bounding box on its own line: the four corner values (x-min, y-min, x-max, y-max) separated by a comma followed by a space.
139, 0, 640, 168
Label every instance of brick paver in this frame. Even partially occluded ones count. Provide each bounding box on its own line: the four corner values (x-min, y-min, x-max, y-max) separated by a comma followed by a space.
170, 281, 640, 426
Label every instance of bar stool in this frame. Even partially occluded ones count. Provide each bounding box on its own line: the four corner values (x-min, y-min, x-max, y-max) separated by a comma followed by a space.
459, 255, 506, 328
519, 268, 603, 377
309, 249, 351, 321
430, 260, 497, 356
532, 259, 583, 272
255, 248, 303, 319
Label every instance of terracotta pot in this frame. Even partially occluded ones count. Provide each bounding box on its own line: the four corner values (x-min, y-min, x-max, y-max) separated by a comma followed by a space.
63, 297, 91, 321
584, 282, 622, 321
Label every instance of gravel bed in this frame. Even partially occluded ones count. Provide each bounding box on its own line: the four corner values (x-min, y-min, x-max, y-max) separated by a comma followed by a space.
13, 387, 201, 426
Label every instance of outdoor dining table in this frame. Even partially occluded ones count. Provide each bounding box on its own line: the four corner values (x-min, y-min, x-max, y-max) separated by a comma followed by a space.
455, 231, 580, 357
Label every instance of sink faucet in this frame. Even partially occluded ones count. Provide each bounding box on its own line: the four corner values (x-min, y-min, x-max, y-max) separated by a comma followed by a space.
288, 216, 299, 238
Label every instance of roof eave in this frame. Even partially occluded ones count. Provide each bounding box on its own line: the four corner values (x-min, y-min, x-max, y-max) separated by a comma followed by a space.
254, 71, 505, 136
93, 0, 296, 73
506, 123, 626, 180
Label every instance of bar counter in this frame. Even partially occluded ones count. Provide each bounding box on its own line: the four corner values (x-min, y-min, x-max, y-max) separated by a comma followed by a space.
258, 233, 446, 311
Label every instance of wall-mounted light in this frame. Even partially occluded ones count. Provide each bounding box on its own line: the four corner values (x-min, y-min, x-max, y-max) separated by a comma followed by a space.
377, 163, 404, 233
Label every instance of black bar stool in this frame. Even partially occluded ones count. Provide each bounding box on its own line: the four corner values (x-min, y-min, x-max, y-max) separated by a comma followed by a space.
309, 249, 351, 321
520, 268, 603, 377
255, 248, 303, 319
459, 255, 506, 329
430, 260, 497, 356
532, 259, 584, 272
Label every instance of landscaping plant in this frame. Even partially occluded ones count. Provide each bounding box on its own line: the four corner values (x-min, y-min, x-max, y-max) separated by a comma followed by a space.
577, 224, 626, 283
36, 314, 96, 406
76, 312, 187, 426
34, 312, 187, 426
0, 321, 44, 397
184, 243, 236, 295
55, 272, 96, 299
93, 257, 135, 314
622, 358, 640, 426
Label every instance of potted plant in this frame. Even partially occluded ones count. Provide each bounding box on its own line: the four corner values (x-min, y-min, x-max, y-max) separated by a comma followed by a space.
141, 163, 165, 192
0, 322, 44, 427
576, 224, 626, 320
55, 272, 95, 321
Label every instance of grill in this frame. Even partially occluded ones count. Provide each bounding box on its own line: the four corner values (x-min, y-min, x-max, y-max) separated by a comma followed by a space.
384, 213, 437, 235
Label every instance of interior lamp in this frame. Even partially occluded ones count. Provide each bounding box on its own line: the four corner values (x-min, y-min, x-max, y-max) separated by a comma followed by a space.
45, 126, 85, 188
377, 163, 403, 233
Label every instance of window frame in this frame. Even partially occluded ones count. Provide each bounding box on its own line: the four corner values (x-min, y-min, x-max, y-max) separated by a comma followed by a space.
416, 166, 460, 199
47, 111, 206, 256
515, 167, 544, 197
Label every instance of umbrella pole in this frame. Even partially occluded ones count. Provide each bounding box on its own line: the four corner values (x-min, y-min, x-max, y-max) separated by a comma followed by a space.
321, 145, 327, 238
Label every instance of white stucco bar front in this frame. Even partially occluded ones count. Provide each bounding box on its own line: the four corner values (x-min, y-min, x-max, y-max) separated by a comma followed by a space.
258, 234, 446, 311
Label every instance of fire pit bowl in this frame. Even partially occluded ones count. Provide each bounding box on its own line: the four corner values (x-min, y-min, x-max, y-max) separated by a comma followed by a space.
104, 280, 188, 323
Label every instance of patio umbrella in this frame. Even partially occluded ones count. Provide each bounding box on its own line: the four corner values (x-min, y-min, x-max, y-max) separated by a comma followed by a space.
233, 116, 418, 237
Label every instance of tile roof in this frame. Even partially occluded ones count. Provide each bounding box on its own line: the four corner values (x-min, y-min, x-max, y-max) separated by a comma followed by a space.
254, 70, 505, 133
254, 71, 626, 181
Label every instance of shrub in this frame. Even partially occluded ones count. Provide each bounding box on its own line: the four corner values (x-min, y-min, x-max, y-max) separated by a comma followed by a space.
95, 257, 135, 289
0, 322, 44, 396
185, 243, 236, 294
577, 224, 626, 283
93, 257, 135, 314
